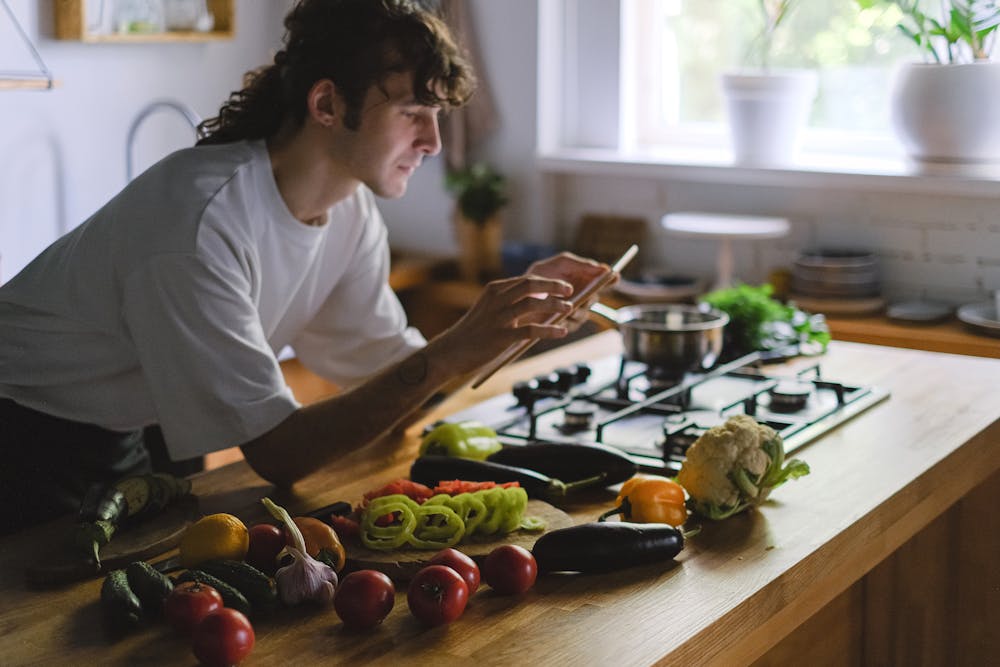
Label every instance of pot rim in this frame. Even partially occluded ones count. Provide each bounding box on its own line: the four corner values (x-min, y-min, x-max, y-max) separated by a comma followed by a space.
611, 304, 730, 332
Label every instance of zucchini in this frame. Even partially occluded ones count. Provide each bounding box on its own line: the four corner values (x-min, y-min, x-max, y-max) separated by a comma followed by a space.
487, 442, 638, 487
532, 522, 685, 574
410, 455, 606, 501
197, 560, 278, 611
125, 560, 174, 615
100, 569, 143, 632
176, 570, 252, 617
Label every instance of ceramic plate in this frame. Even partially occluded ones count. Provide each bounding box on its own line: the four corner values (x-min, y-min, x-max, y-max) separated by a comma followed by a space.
956, 302, 1000, 338
886, 300, 953, 324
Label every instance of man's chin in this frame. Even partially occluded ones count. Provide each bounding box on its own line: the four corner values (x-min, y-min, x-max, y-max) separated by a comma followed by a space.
369, 179, 409, 199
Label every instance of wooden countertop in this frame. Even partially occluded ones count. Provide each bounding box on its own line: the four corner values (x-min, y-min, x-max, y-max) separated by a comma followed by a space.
825, 314, 1000, 359
2, 333, 999, 666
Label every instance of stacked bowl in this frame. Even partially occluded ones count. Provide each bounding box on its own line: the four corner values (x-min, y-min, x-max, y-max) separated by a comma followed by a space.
790, 249, 885, 315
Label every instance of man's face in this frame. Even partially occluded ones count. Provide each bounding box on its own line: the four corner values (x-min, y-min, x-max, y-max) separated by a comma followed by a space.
332, 71, 443, 199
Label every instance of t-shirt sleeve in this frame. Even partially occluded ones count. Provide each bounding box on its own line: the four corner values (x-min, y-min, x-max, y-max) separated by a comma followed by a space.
290, 198, 426, 387
121, 251, 299, 461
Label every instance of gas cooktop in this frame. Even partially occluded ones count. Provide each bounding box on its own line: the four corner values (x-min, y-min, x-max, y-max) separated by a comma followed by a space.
445, 351, 890, 474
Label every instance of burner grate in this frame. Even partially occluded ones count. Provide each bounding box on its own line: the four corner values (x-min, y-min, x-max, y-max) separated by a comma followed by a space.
439, 352, 890, 474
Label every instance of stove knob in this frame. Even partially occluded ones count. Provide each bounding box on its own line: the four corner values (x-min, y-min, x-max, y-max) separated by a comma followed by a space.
536, 372, 561, 391
574, 363, 592, 383
512, 380, 540, 407
554, 367, 577, 392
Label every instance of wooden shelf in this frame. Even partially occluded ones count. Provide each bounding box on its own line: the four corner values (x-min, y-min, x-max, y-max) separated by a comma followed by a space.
54, 0, 233, 42
825, 315, 1000, 359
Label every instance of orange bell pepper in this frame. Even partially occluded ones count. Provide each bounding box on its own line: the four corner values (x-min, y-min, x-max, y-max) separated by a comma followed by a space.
599, 476, 688, 527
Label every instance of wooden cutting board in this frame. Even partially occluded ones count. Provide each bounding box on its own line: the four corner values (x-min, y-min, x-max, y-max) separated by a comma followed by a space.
343, 499, 575, 581
24, 494, 200, 588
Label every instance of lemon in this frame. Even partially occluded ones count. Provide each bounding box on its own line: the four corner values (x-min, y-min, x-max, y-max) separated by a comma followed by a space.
179, 513, 250, 568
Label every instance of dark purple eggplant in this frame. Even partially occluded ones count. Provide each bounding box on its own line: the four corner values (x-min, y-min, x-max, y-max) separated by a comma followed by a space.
304, 500, 353, 522
409, 456, 605, 501
532, 522, 684, 573
487, 442, 638, 487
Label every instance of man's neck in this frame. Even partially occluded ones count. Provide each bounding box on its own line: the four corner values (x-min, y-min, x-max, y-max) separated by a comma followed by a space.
266, 124, 357, 224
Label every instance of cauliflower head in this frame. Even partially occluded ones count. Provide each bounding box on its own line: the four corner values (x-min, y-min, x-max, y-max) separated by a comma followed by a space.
677, 414, 810, 520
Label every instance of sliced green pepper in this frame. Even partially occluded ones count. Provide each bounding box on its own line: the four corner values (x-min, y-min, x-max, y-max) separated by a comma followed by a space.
359, 487, 542, 550
419, 421, 503, 460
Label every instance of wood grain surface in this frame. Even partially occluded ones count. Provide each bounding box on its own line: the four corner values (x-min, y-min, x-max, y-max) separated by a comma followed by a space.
0, 332, 997, 666
343, 499, 575, 581
23, 495, 200, 587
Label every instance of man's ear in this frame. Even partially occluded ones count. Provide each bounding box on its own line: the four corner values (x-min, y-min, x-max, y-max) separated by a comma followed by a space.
306, 79, 344, 127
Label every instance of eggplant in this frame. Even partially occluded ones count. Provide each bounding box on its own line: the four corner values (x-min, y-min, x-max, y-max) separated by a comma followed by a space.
304, 500, 353, 522
487, 442, 638, 487
409, 456, 605, 501
531, 522, 684, 573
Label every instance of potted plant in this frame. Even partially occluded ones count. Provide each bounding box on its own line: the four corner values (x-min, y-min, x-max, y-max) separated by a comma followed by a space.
855, 0, 1000, 164
445, 162, 509, 283
720, 0, 818, 166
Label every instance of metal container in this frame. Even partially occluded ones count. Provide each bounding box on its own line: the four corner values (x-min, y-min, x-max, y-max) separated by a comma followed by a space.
590, 303, 729, 376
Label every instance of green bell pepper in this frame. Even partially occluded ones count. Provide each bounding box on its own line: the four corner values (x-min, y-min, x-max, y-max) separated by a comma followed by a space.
419, 420, 503, 460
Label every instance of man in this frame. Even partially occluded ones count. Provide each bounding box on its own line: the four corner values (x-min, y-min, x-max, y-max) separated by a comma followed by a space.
0, 0, 609, 533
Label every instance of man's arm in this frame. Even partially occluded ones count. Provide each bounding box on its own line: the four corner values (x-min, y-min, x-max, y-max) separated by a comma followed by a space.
240, 273, 582, 486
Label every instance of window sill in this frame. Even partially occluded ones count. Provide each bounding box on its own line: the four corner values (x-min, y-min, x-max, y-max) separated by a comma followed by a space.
537, 147, 1000, 197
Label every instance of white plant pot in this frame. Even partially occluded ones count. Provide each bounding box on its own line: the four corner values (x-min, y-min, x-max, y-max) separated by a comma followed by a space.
891, 62, 1000, 164
720, 70, 817, 167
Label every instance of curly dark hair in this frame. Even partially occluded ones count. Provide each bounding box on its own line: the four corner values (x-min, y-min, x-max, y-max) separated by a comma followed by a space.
197, 0, 474, 145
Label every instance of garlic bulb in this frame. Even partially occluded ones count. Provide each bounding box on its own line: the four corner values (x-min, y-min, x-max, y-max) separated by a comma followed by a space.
261, 497, 338, 606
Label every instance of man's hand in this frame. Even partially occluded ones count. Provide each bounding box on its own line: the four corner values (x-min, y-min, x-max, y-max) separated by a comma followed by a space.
435, 252, 615, 376
526, 252, 615, 331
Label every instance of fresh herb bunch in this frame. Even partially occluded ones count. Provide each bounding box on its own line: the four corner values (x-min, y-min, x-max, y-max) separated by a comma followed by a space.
855, 0, 1000, 63
702, 283, 830, 358
445, 163, 509, 226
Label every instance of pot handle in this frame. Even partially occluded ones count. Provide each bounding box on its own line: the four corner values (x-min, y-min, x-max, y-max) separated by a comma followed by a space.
588, 301, 620, 326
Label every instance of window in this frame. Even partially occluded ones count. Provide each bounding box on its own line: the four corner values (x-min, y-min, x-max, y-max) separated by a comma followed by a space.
541, 0, 925, 161
624, 0, 918, 157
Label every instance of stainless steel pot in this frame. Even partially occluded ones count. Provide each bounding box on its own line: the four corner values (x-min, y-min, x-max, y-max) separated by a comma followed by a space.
590, 302, 729, 376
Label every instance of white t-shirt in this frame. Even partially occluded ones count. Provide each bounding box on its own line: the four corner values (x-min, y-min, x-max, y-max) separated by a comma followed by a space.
0, 140, 426, 460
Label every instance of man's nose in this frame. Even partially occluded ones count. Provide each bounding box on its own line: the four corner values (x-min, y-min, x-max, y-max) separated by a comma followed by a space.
418, 116, 442, 156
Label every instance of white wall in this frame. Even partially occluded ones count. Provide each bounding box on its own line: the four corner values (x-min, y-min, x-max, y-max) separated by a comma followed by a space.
0, 0, 287, 280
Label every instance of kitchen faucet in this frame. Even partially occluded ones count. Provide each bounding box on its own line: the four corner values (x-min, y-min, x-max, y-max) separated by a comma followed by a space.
125, 98, 201, 182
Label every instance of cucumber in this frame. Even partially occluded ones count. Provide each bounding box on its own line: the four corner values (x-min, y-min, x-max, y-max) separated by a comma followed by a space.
75, 473, 192, 567
114, 476, 153, 519
176, 570, 252, 617
100, 569, 142, 632
74, 520, 117, 565
198, 560, 278, 611
125, 560, 174, 615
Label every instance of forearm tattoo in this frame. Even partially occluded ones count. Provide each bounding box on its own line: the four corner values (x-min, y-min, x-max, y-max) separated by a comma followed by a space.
396, 352, 429, 385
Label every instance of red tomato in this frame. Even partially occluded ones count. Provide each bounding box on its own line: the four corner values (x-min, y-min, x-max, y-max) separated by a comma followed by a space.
427, 547, 481, 594
407, 565, 469, 626
245, 523, 286, 575
191, 608, 255, 667
164, 581, 223, 635
482, 545, 537, 595
334, 570, 396, 630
